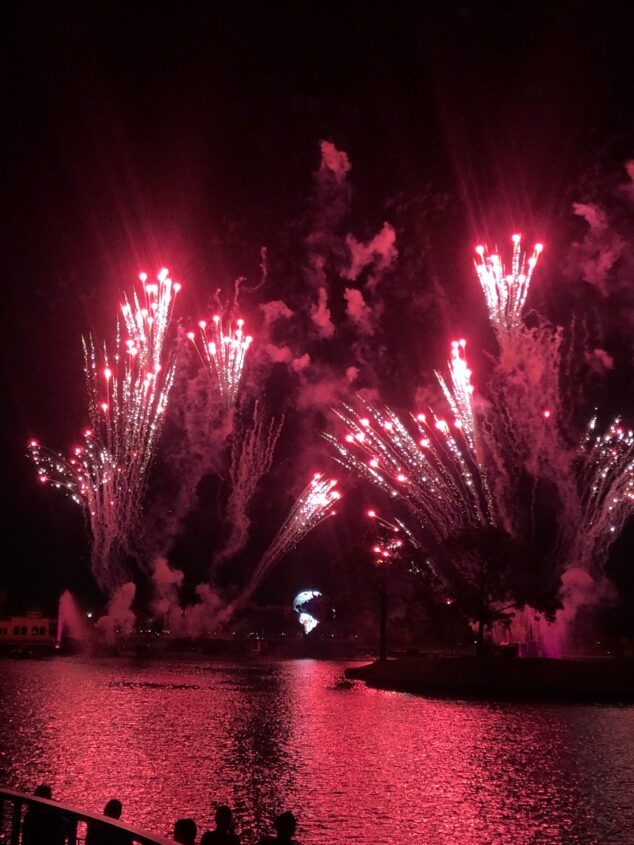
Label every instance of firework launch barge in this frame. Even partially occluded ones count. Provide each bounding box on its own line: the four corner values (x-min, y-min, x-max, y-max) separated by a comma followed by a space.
346, 655, 634, 702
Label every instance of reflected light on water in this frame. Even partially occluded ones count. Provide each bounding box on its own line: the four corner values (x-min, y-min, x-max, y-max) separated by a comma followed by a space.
1, 658, 634, 843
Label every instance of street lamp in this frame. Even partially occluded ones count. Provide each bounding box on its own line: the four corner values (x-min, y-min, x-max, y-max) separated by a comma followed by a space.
367, 510, 405, 662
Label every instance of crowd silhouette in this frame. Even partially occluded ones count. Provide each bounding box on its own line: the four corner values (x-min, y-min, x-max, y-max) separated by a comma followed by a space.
20, 786, 300, 845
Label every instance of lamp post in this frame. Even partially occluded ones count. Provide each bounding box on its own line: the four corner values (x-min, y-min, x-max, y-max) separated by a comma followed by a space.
378, 560, 388, 661
369, 518, 404, 662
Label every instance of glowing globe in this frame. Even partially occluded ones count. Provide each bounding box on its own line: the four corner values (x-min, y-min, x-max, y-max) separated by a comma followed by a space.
292, 590, 322, 634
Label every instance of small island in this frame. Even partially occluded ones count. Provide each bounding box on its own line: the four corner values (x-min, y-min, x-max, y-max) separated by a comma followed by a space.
346, 654, 634, 701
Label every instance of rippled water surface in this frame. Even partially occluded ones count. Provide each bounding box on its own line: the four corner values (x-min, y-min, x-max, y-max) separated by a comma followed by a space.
1, 657, 634, 844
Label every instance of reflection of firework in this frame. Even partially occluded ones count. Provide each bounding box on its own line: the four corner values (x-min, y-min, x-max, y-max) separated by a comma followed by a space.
187, 314, 252, 408
293, 589, 322, 634
28, 269, 180, 590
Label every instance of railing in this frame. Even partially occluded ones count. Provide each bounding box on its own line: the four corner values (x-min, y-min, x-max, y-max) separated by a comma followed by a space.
0, 789, 176, 845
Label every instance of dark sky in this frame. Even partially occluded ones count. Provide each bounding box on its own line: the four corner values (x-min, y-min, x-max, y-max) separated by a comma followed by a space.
3, 1, 634, 614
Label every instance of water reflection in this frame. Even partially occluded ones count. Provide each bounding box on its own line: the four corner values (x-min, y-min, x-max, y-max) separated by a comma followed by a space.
1, 658, 633, 843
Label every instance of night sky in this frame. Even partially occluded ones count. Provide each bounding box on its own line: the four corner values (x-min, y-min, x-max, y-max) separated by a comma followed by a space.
3, 1, 634, 621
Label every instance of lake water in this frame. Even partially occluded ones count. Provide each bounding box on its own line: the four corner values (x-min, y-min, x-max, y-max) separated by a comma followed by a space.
1, 657, 634, 844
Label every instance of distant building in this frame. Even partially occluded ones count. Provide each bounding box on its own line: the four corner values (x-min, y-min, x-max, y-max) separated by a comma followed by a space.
0, 611, 57, 646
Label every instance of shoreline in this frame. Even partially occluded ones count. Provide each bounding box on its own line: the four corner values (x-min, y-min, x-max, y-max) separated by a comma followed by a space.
345, 655, 634, 702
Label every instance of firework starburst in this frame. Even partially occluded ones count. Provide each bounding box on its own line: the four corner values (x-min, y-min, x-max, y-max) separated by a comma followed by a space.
28, 269, 181, 589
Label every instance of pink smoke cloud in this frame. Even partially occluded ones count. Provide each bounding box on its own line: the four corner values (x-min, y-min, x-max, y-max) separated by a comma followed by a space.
296, 366, 351, 410
310, 287, 335, 338
585, 347, 614, 373
96, 582, 136, 643
545, 568, 618, 656
304, 141, 352, 290
264, 343, 293, 363
264, 343, 311, 372
151, 556, 184, 631
344, 222, 398, 284
344, 287, 374, 335
570, 202, 626, 293
260, 299, 294, 326
182, 582, 225, 636
297, 379, 345, 411
620, 160, 634, 203
499, 569, 617, 657
319, 140, 351, 181
292, 353, 311, 372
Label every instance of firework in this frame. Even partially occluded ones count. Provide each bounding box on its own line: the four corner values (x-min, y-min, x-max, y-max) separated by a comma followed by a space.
435, 338, 477, 451
327, 233, 634, 658
28, 269, 180, 590
473, 234, 572, 533
258, 473, 340, 567
214, 402, 284, 566
187, 314, 252, 408
369, 524, 405, 566
571, 417, 634, 570
235, 473, 340, 604
325, 340, 492, 547
474, 234, 543, 332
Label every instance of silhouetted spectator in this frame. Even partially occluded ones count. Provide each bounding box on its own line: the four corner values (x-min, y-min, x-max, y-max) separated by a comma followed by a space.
85, 799, 132, 845
174, 817, 198, 845
255, 811, 299, 844
22, 784, 67, 845
200, 805, 240, 845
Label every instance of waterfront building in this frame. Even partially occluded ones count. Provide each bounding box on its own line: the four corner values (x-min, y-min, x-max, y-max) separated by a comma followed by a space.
0, 611, 56, 647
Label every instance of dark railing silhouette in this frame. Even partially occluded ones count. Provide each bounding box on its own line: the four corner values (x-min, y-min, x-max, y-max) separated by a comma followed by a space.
0, 789, 176, 845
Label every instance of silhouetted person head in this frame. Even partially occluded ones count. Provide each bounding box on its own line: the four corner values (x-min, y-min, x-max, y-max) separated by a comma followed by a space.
174, 818, 197, 845
214, 806, 232, 833
274, 812, 296, 840
33, 785, 52, 799
103, 800, 122, 820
